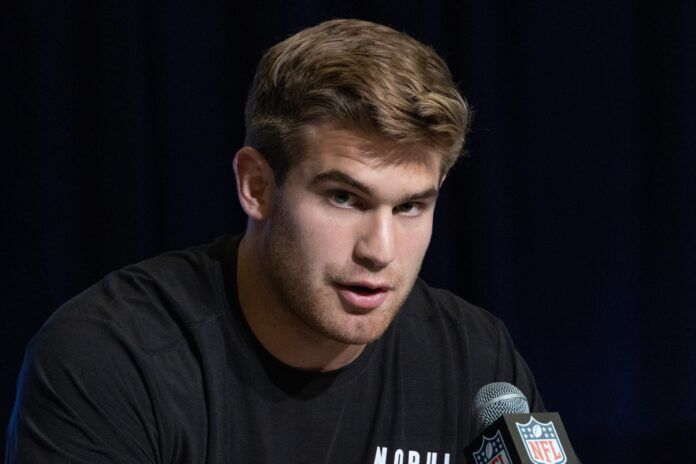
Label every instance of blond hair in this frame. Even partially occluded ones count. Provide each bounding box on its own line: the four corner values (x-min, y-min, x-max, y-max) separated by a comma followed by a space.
244, 19, 470, 181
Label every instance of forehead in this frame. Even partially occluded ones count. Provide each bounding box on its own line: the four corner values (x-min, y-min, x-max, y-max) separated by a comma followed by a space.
294, 122, 442, 183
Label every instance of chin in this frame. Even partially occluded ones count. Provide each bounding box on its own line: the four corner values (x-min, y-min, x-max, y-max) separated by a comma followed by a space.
322, 328, 383, 346
318, 307, 398, 345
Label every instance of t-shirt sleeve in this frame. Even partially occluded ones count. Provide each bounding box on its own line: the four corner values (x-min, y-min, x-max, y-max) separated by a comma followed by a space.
6, 315, 160, 464
494, 318, 546, 413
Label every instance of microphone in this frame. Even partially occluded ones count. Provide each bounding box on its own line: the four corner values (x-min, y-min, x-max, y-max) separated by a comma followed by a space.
464, 382, 580, 464
473, 382, 530, 429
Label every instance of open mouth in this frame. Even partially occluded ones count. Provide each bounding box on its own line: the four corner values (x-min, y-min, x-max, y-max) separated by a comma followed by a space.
334, 283, 389, 310
339, 284, 385, 295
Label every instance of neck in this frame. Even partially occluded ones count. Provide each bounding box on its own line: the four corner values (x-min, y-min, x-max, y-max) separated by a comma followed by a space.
236, 233, 365, 372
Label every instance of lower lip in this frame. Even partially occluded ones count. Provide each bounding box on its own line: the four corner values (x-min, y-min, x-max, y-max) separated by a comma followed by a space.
335, 285, 388, 311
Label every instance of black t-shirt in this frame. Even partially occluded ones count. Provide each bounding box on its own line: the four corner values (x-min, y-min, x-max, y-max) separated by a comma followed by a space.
6, 235, 543, 464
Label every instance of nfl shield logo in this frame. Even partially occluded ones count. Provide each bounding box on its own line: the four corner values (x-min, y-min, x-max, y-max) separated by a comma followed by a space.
472, 430, 512, 464
515, 417, 567, 464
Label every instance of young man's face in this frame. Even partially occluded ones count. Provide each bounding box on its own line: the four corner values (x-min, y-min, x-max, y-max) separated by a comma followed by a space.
260, 123, 441, 345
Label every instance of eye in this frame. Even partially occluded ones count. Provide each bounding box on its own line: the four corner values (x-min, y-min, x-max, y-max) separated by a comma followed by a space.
394, 201, 424, 217
328, 190, 359, 208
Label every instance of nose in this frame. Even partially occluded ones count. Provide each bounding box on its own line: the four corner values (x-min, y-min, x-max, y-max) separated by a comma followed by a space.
353, 209, 396, 271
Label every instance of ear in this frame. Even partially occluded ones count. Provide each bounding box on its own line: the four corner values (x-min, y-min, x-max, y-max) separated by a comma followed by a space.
233, 146, 276, 220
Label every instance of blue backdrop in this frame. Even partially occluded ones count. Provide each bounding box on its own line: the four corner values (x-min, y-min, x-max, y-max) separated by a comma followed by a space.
3, 1, 695, 461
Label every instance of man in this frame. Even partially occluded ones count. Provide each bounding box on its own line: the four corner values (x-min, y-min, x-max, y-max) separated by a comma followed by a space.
6, 19, 543, 463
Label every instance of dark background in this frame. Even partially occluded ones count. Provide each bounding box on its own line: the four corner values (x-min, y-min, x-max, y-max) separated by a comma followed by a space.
3, 1, 695, 461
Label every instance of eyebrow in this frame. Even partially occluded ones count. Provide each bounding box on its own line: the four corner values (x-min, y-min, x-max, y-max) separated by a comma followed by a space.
310, 169, 439, 204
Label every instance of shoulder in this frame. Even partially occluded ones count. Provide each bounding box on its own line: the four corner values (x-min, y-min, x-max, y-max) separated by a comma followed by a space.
39, 234, 238, 354
8, 237, 241, 462
394, 278, 507, 371
398, 279, 545, 411
402, 278, 502, 340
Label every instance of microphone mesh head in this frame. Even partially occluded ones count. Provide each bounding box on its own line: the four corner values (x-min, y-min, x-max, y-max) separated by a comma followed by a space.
473, 382, 529, 428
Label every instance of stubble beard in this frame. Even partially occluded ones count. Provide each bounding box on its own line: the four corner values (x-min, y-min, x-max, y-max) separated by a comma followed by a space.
260, 207, 419, 346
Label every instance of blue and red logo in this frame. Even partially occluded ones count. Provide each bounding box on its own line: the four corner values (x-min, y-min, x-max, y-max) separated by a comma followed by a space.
515, 417, 567, 464
472, 430, 512, 464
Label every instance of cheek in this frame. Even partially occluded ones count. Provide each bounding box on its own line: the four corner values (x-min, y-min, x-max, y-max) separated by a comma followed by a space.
399, 219, 433, 255
290, 204, 354, 264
